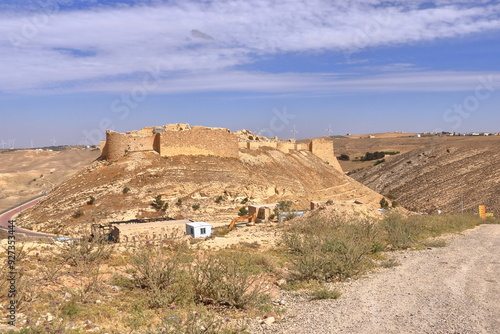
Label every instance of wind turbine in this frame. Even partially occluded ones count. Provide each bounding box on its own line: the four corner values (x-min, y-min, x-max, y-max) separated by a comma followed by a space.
290, 125, 299, 140
9, 139, 15, 149
50, 137, 57, 146
325, 124, 334, 137
0, 140, 6, 149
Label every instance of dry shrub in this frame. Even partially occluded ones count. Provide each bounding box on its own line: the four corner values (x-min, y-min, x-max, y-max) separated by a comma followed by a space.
382, 213, 421, 250
58, 237, 114, 266
282, 214, 379, 281
129, 242, 194, 308
192, 252, 269, 310
147, 307, 246, 334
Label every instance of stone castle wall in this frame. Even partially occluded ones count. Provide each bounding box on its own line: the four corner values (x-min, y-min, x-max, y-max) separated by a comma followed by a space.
102, 130, 156, 161
310, 139, 343, 171
158, 126, 239, 158
100, 124, 342, 172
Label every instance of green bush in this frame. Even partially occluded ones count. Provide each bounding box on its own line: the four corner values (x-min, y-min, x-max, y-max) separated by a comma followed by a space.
152, 195, 168, 212
380, 198, 390, 209
192, 203, 201, 210
87, 196, 96, 205
238, 207, 248, 217
338, 154, 350, 161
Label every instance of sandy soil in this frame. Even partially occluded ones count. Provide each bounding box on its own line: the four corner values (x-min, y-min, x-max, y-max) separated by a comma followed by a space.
253, 224, 500, 334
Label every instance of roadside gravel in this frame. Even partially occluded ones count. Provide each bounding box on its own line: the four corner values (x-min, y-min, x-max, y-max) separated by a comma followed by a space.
251, 224, 500, 334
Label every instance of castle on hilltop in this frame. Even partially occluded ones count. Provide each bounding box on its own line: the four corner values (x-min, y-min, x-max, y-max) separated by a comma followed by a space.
100, 123, 342, 172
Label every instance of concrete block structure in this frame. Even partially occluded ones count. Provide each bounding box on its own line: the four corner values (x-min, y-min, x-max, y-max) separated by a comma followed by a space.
100, 123, 343, 172
248, 204, 276, 222
186, 222, 212, 238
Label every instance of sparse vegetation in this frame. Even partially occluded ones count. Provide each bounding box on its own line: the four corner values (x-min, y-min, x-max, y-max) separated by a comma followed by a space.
311, 288, 342, 300
4, 211, 496, 333
123, 186, 130, 194
338, 154, 350, 161
282, 215, 380, 282
374, 159, 385, 166
380, 198, 390, 210
72, 209, 84, 218
359, 151, 385, 161
58, 236, 114, 266
380, 258, 401, 268
152, 194, 169, 212
238, 207, 248, 216
192, 252, 269, 309
176, 198, 183, 206
192, 203, 201, 211
240, 197, 249, 204
87, 196, 96, 205
215, 195, 225, 204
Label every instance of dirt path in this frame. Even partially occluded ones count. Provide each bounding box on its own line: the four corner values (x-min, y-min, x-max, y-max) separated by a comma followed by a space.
256, 224, 500, 334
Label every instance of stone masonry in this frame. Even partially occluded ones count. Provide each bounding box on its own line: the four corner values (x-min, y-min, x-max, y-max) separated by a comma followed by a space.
100, 123, 343, 172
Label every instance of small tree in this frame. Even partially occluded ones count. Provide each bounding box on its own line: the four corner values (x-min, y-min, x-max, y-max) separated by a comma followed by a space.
87, 196, 95, 205
192, 203, 201, 211
152, 195, 168, 212
176, 198, 182, 207
238, 207, 248, 217
338, 154, 350, 161
380, 198, 390, 210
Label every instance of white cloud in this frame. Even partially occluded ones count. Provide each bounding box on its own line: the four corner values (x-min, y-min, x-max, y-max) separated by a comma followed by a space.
0, 0, 499, 94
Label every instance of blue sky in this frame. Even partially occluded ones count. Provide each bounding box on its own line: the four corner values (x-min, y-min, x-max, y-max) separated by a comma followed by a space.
0, 0, 500, 148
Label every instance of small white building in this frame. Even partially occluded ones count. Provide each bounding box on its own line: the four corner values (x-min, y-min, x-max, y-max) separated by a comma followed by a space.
185, 222, 212, 238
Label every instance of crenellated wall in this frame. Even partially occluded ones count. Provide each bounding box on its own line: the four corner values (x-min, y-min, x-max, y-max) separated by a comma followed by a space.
100, 123, 343, 172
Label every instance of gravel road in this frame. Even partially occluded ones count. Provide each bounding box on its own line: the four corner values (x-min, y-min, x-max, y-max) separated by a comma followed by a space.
253, 224, 500, 334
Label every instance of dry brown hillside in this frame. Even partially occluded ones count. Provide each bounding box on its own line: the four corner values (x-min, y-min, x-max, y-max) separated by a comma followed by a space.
0, 148, 100, 211
351, 136, 500, 214
20, 147, 383, 234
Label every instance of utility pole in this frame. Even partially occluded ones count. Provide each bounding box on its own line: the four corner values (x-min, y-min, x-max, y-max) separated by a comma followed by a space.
460, 180, 464, 214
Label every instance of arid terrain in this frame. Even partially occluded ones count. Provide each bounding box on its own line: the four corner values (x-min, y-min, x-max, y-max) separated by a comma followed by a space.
18, 146, 382, 235
0, 148, 100, 212
253, 223, 500, 334
348, 136, 500, 214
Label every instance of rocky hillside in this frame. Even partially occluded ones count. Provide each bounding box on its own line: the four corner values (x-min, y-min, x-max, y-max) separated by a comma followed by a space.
20, 147, 383, 234
352, 137, 500, 214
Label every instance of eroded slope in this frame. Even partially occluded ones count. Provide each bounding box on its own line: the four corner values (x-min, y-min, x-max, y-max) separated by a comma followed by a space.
20, 147, 383, 234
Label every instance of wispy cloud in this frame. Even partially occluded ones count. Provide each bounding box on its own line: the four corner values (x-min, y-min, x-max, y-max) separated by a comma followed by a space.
0, 0, 499, 95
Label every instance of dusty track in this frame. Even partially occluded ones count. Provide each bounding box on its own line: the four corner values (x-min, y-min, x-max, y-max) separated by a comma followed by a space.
257, 224, 500, 334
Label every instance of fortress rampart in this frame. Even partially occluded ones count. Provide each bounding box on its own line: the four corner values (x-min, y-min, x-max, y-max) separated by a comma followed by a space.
100, 123, 343, 172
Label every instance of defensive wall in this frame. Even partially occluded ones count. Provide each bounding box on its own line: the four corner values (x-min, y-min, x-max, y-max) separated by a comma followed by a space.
100, 123, 342, 172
